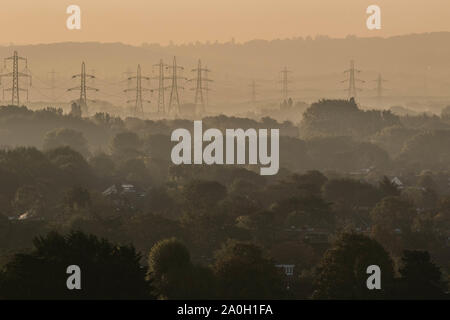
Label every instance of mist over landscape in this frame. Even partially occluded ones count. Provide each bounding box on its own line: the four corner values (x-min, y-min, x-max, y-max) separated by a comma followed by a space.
2, 32, 450, 115
0, 1, 449, 302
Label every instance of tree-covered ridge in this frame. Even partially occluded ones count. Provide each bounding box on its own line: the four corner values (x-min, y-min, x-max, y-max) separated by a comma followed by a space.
301, 98, 400, 138
0, 100, 449, 299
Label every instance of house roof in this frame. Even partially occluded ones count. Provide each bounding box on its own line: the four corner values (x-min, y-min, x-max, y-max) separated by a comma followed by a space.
102, 184, 137, 196
391, 177, 403, 186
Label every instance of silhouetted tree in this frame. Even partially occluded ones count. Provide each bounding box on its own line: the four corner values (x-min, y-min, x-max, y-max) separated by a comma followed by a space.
148, 238, 215, 299
44, 128, 90, 157
89, 153, 115, 179
45, 146, 93, 187
0, 231, 152, 299
213, 240, 285, 299
313, 232, 395, 299
183, 179, 227, 213
396, 250, 448, 299
370, 196, 417, 254
111, 131, 142, 160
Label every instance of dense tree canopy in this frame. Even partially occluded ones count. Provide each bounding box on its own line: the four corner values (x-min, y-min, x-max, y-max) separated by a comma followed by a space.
43, 128, 90, 158
313, 232, 395, 299
0, 231, 152, 299
0, 104, 449, 300
213, 240, 286, 299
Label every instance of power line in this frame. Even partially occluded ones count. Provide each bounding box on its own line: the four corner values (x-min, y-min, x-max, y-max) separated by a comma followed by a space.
152, 59, 168, 114
0, 51, 31, 106
373, 73, 387, 106
249, 80, 259, 106
23, 69, 72, 103
204, 64, 211, 109
189, 59, 212, 115
122, 67, 133, 107
90, 69, 96, 87
342, 59, 364, 99
166, 56, 185, 116
48, 69, 59, 102
124, 64, 152, 115
280, 67, 291, 102
67, 61, 98, 116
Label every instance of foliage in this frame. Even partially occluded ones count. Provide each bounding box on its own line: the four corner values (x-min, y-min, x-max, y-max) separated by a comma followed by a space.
0, 231, 152, 299
213, 240, 286, 299
313, 232, 395, 299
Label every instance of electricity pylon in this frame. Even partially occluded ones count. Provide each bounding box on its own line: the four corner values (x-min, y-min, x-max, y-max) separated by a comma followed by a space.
342, 60, 364, 99
48, 69, 59, 102
280, 67, 291, 101
124, 64, 152, 115
189, 59, 212, 115
68, 62, 98, 115
249, 80, 259, 106
152, 59, 168, 114
373, 73, 387, 106
0, 51, 31, 106
166, 56, 185, 115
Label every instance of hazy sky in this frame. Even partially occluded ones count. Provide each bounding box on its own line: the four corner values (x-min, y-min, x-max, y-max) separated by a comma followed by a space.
2, 0, 450, 45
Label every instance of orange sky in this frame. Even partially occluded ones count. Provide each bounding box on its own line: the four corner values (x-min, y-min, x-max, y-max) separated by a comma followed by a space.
2, 0, 449, 45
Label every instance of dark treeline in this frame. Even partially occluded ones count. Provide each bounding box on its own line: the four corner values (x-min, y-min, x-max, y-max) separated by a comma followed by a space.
0, 99, 449, 299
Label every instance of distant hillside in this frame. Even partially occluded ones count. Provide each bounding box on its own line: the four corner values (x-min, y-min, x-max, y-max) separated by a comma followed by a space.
1, 33, 450, 112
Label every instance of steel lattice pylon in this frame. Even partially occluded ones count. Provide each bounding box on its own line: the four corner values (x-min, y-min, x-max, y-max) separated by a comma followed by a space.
0, 51, 31, 106
68, 62, 98, 116
124, 64, 151, 115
